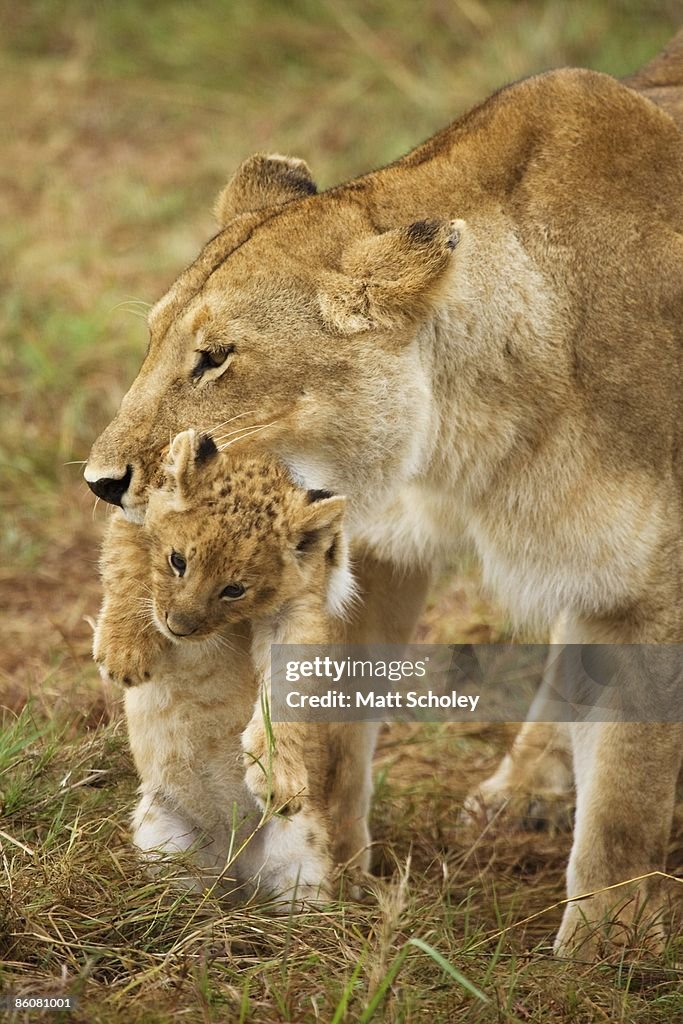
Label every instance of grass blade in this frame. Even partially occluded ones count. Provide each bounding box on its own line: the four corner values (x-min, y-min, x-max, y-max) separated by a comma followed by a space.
358, 947, 409, 1024
407, 937, 489, 1003
330, 947, 366, 1024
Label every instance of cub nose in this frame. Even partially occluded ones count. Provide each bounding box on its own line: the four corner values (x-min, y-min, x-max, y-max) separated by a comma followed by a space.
86, 465, 133, 507
166, 612, 200, 638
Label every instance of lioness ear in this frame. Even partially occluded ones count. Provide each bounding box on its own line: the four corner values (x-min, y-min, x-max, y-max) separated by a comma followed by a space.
320, 219, 464, 334
164, 429, 218, 501
215, 153, 317, 226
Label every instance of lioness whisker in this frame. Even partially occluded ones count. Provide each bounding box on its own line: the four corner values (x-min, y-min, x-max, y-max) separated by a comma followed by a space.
212, 419, 271, 443
216, 421, 278, 450
207, 410, 258, 434
108, 298, 153, 315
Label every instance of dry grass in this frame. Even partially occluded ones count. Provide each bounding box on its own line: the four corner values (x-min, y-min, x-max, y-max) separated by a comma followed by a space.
1, 2, 682, 1020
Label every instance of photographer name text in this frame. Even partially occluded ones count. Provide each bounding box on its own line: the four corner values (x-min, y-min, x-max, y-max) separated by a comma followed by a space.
285, 689, 480, 710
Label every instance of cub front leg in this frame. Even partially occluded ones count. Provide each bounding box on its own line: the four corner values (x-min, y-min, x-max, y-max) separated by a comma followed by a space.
94, 513, 168, 686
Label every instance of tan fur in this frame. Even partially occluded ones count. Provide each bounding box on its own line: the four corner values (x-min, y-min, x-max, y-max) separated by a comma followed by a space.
624, 27, 683, 130
94, 429, 357, 902
87, 48, 683, 954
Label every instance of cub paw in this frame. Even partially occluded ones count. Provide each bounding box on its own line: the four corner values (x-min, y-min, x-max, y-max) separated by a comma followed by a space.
241, 719, 307, 815
93, 621, 164, 687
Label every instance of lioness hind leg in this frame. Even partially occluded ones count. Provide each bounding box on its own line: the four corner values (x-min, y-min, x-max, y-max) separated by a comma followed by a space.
461, 719, 574, 832
555, 720, 683, 958
461, 627, 576, 832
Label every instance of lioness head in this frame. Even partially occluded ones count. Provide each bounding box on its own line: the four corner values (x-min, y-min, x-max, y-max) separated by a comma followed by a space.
85, 153, 463, 524
144, 428, 347, 642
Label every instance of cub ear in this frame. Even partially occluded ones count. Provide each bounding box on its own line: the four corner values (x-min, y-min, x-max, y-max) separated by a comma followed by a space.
163, 429, 218, 501
293, 492, 347, 556
215, 153, 317, 226
319, 219, 464, 334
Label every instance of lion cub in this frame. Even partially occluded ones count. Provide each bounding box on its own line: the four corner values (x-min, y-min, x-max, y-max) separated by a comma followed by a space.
94, 428, 354, 903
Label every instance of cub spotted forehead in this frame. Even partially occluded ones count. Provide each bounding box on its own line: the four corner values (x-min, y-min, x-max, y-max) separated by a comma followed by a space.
149, 430, 348, 552
157, 430, 341, 516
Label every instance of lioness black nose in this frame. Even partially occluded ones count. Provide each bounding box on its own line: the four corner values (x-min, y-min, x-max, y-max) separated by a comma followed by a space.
86, 465, 133, 507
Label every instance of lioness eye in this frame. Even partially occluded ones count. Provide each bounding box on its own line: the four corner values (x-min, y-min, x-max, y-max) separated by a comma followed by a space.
192, 345, 235, 378
221, 582, 246, 599
169, 551, 186, 576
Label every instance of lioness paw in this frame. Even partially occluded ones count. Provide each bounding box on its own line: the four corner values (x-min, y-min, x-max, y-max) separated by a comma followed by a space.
459, 777, 574, 835
460, 743, 575, 835
554, 891, 668, 961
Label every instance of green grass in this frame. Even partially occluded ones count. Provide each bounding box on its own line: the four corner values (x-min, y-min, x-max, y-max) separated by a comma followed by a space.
1, 2, 682, 1021
1, 709, 681, 1022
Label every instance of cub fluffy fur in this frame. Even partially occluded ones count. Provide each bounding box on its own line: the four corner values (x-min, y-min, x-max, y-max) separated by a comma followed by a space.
87, 50, 683, 955
94, 429, 356, 902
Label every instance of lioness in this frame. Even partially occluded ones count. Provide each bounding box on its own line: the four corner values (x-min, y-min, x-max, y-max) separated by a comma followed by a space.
86, 42, 683, 955
95, 428, 355, 901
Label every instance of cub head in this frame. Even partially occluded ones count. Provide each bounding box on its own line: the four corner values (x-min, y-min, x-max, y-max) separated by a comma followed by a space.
144, 429, 351, 642
85, 152, 465, 523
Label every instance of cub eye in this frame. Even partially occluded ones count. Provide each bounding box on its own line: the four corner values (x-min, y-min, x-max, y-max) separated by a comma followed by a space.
169, 551, 186, 576
221, 582, 246, 600
192, 345, 235, 379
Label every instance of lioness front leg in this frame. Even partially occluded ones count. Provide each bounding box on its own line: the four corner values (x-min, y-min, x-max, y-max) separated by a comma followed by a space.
94, 514, 168, 686
325, 721, 379, 875
556, 720, 682, 957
